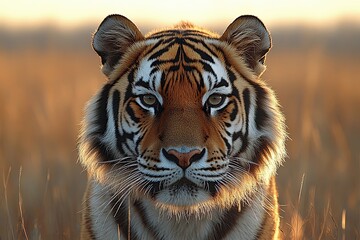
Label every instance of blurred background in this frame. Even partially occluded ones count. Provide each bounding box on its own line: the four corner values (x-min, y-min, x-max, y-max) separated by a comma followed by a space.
1, 1, 359, 239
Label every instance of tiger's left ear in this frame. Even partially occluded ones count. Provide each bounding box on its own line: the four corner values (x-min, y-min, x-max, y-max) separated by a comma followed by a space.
93, 14, 144, 77
220, 15, 271, 77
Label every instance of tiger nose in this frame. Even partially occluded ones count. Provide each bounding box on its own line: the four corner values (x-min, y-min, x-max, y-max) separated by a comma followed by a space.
162, 148, 205, 169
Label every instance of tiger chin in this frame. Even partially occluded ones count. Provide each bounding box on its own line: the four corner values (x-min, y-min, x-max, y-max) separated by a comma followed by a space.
79, 14, 286, 240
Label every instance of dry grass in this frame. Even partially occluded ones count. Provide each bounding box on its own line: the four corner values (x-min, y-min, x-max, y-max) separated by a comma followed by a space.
0, 26, 359, 239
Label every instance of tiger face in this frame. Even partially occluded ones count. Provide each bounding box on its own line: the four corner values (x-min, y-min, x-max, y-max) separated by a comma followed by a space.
80, 15, 286, 215
130, 41, 239, 207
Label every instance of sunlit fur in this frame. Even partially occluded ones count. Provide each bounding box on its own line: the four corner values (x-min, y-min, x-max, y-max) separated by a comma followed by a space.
79, 15, 286, 240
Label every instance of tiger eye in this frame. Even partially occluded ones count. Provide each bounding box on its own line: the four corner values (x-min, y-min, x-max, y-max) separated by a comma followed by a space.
207, 94, 225, 107
141, 94, 157, 106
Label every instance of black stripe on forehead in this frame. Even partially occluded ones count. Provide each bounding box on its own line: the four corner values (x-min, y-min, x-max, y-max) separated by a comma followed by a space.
148, 29, 214, 39
149, 30, 219, 59
185, 39, 215, 63
137, 33, 234, 95
148, 43, 173, 60
145, 38, 217, 90
147, 33, 217, 66
148, 50, 217, 90
161, 67, 204, 94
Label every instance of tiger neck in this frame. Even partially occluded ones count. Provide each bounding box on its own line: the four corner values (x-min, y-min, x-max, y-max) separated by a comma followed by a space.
107, 184, 272, 240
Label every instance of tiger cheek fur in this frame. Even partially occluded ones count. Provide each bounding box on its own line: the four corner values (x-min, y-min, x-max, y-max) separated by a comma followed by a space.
79, 14, 286, 240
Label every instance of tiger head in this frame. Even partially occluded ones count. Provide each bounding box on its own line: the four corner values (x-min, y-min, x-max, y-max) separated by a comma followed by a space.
79, 15, 286, 214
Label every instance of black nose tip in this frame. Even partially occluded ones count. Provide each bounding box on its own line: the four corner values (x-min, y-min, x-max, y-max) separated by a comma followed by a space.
162, 148, 206, 169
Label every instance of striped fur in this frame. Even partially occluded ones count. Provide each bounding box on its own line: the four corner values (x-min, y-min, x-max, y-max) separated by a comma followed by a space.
79, 14, 286, 240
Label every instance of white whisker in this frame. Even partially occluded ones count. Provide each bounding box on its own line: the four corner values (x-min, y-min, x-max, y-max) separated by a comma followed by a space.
230, 156, 259, 165
96, 156, 136, 164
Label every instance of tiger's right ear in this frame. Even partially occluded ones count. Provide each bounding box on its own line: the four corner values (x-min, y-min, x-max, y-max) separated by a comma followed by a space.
92, 14, 144, 76
220, 15, 271, 77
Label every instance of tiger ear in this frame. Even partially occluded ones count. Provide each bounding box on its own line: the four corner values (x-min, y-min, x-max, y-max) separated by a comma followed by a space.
220, 15, 271, 77
92, 14, 144, 76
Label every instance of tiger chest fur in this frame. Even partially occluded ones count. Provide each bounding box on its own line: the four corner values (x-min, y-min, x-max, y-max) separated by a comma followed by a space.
79, 14, 286, 240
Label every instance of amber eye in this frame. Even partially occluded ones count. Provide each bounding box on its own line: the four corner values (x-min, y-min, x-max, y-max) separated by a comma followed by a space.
140, 94, 157, 107
207, 94, 225, 108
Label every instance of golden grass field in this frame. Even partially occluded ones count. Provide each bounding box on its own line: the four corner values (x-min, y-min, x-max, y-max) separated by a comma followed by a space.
0, 25, 359, 239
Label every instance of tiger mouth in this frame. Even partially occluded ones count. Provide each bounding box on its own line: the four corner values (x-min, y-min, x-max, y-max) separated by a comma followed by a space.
170, 177, 197, 189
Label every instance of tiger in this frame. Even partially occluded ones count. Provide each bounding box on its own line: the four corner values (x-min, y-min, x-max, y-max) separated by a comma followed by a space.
79, 14, 286, 240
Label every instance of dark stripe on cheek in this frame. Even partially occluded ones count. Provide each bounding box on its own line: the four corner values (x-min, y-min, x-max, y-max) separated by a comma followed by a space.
221, 135, 231, 153
160, 71, 166, 90
113, 91, 138, 156
226, 67, 237, 83
229, 100, 238, 121
125, 101, 140, 122
239, 88, 250, 153
112, 90, 121, 152
232, 131, 242, 142
93, 83, 112, 136
89, 138, 116, 163
253, 84, 269, 130
134, 133, 145, 154
120, 131, 136, 156
243, 88, 250, 123
124, 69, 136, 101
251, 136, 273, 171
229, 85, 240, 121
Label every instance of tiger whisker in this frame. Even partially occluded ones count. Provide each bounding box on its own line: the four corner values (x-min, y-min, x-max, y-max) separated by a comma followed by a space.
107, 164, 138, 176
101, 177, 146, 229
230, 156, 259, 166
112, 180, 145, 217
97, 173, 143, 215
96, 156, 137, 164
